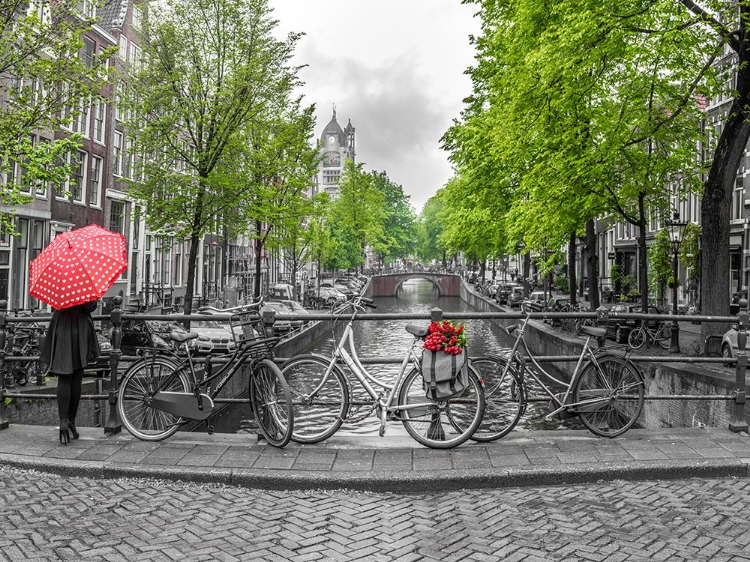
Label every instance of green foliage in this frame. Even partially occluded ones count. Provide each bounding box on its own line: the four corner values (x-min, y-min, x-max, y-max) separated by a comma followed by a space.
370, 171, 417, 266
610, 264, 623, 286
0, 0, 113, 233
648, 229, 672, 305
554, 273, 569, 295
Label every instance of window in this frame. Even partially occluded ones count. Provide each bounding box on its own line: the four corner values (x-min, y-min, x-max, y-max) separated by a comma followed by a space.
110, 200, 125, 234
119, 35, 128, 60
35, 138, 49, 198
72, 151, 86, 202
733, 176, 744, 221
132, 4, 144, 29
128, 43, 141, 72
81, 36, 95, 68
76, 0, 96, 18
90, 155, 102, 206
93, 103, 105, 142
76, 100, 90, 136
113, 131, 123, 176
125, 137, 134, 178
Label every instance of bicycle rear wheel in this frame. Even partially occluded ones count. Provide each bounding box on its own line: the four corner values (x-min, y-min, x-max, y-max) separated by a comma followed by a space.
118, 356, 188, 441
280, 354, 349, 444
469, 356, 525, 442
627, 327, 645, 349
397, 366, 484, 449
250, 359, 294, 447
573, 355, 644, 437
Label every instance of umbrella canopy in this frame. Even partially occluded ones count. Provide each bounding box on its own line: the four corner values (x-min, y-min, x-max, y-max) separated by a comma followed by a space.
29, 224, 127, 310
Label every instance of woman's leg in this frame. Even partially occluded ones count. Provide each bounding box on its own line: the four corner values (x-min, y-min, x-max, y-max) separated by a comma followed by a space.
56, 374, 71, 444
67, 369, 84, 439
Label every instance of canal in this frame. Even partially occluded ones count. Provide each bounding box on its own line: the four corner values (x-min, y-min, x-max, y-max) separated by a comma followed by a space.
225, 278, 578, 436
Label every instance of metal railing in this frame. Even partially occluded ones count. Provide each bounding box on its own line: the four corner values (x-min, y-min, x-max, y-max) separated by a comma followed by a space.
0, 296, 747, 434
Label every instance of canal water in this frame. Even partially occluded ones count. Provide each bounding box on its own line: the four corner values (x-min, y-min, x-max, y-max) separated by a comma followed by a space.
223, 278, 579, 435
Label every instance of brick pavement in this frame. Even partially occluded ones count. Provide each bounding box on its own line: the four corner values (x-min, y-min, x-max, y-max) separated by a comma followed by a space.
1, 425, 749, 492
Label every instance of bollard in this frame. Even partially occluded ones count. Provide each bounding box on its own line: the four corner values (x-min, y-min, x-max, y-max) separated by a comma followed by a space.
0, 300, 7, 429
104, 296, 123, 435
430, 307, 443, 323
729, 299, 748, 433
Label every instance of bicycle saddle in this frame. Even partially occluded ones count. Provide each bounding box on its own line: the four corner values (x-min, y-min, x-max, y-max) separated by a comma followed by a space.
169, 331, 199, 343
405, 324, 429, 338
579, 325, 607, 339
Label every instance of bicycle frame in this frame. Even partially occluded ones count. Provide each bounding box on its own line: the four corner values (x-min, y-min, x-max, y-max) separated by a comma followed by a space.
502, 314, 615, 418
308, 304, 443, 425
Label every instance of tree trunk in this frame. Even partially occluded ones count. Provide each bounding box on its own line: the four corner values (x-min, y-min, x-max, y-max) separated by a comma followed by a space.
253, 220, 263, 299
585, 219, 599, 309
183, 232, 200, 316
522, 253, 531, 297
638, 194, 649, 314
568, 232, 577, 306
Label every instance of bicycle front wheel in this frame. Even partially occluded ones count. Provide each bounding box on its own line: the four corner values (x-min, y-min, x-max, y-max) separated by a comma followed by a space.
250, 359, 294, 447
574, 355, 644, 437
280, 354, 350, 444
469, 356, 525, 442
398, 366, 485, 449
118, 356, 188, 441
628, 327, 645, 349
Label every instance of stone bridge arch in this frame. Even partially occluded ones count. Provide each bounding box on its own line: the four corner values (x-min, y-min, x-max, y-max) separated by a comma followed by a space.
367, 273, 460, 298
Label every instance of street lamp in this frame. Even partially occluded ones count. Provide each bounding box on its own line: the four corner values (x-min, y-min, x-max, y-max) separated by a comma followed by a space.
666, 212, 687, 353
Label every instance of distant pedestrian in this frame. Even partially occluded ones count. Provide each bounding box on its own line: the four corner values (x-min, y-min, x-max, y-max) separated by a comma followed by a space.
39, 299, 101, 446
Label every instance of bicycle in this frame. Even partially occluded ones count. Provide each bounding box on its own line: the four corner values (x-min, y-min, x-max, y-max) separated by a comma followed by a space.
117, 309, 294, 446
280, 296, 485, 449
470, 311, 645, 441
627, 320, 670, 350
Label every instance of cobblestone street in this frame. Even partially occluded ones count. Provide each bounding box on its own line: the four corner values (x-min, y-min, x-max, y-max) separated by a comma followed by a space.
2, 465, 750, 561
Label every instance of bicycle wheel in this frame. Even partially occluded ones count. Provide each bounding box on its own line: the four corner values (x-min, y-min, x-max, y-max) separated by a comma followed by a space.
469, 356, 525, 442
573, 355, 644, 437
628, 327, 645, 349
250, 358, 294, 447
280, 354, 350, 444
397, 365, 484, 449
118, 356, 188, 441
656, 324, 671, 349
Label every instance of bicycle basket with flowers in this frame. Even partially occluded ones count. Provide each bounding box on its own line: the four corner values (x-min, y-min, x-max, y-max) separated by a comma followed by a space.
421, 320, 469, 400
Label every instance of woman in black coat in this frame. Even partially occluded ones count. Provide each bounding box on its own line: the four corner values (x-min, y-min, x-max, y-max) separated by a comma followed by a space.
39, 299, 101, 445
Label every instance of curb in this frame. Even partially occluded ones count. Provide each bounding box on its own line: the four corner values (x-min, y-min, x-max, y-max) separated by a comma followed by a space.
1, 453, 747, 493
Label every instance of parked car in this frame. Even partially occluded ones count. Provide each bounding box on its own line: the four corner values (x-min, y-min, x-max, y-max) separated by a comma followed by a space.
508, 286, 526, 308
118, 319, 186, 356
90, 330, 112, 376
189, 319, 237, 355
547, 297, 571, 311
521, 291, 548, 312
721, 327, 742, 365
261, 301, 294, 335
313, 286, 348, 305
601, 303, 663, 343
268, 283, 295, 301
280, 300, 310, 329
495, 284, 518, 305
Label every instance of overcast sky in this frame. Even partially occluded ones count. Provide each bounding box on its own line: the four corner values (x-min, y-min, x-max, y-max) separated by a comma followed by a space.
269, 0, 482, 214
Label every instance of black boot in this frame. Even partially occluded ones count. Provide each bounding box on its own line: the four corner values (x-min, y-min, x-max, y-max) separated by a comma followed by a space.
68, 420, 79, 440
59, 418, 70, 446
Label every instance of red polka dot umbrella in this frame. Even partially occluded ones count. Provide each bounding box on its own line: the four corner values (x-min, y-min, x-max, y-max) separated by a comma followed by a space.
29, 224, 127, 310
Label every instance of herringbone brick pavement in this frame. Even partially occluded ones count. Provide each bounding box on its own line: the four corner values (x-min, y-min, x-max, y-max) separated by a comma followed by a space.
2, 465, 750, 561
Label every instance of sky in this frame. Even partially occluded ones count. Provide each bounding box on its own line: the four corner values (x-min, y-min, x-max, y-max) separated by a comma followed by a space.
269, 0, 482, 214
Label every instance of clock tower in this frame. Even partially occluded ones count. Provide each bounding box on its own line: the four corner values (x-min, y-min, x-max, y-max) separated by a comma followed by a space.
317, 106, 355, 200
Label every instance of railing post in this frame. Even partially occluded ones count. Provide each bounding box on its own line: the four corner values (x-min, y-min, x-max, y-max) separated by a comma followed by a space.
3, 315, 14, 389
430, 307, 443, 323
0, 300, 7, 429
729, 298, 748, 433
104, 296, 123, 435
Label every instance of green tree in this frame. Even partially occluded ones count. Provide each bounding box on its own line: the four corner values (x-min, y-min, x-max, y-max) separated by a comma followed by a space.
370, 171, 417, 268
123, 0, 302, 313
0, 0, 112, 232
648, 229, 672, 308
417, 192, 448, 266
331, 160, 385, 271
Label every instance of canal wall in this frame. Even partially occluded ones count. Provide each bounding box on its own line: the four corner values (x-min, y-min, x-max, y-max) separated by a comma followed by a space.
460, 279, 742, 430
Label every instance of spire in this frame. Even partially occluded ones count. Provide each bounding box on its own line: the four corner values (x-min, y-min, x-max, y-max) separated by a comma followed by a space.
332, 104, 336, 120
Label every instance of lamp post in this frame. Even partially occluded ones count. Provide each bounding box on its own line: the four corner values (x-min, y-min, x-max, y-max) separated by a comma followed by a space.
666, 212, 687, 353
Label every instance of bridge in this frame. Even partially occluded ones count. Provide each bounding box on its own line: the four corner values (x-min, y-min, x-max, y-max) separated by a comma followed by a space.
366, 272, 461, 297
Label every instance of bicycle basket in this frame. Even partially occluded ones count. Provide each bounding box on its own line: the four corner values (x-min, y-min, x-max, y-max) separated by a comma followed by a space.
231, 311, 279, 358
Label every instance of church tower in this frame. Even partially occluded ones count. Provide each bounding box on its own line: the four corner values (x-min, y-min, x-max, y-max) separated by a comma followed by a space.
318, 106, 355, 200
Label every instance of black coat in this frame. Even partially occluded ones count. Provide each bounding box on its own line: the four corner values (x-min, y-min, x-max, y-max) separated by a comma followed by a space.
39, 300, 100, 375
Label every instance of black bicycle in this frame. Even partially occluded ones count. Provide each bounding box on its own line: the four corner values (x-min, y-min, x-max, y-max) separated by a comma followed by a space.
117, 310, 294, 446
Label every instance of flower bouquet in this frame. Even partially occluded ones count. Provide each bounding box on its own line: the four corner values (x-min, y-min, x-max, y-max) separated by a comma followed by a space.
421, 320, 469, 402
423, 320, 467, 356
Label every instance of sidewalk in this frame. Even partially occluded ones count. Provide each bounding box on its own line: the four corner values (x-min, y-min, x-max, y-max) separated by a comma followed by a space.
2, 425, 749, 492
